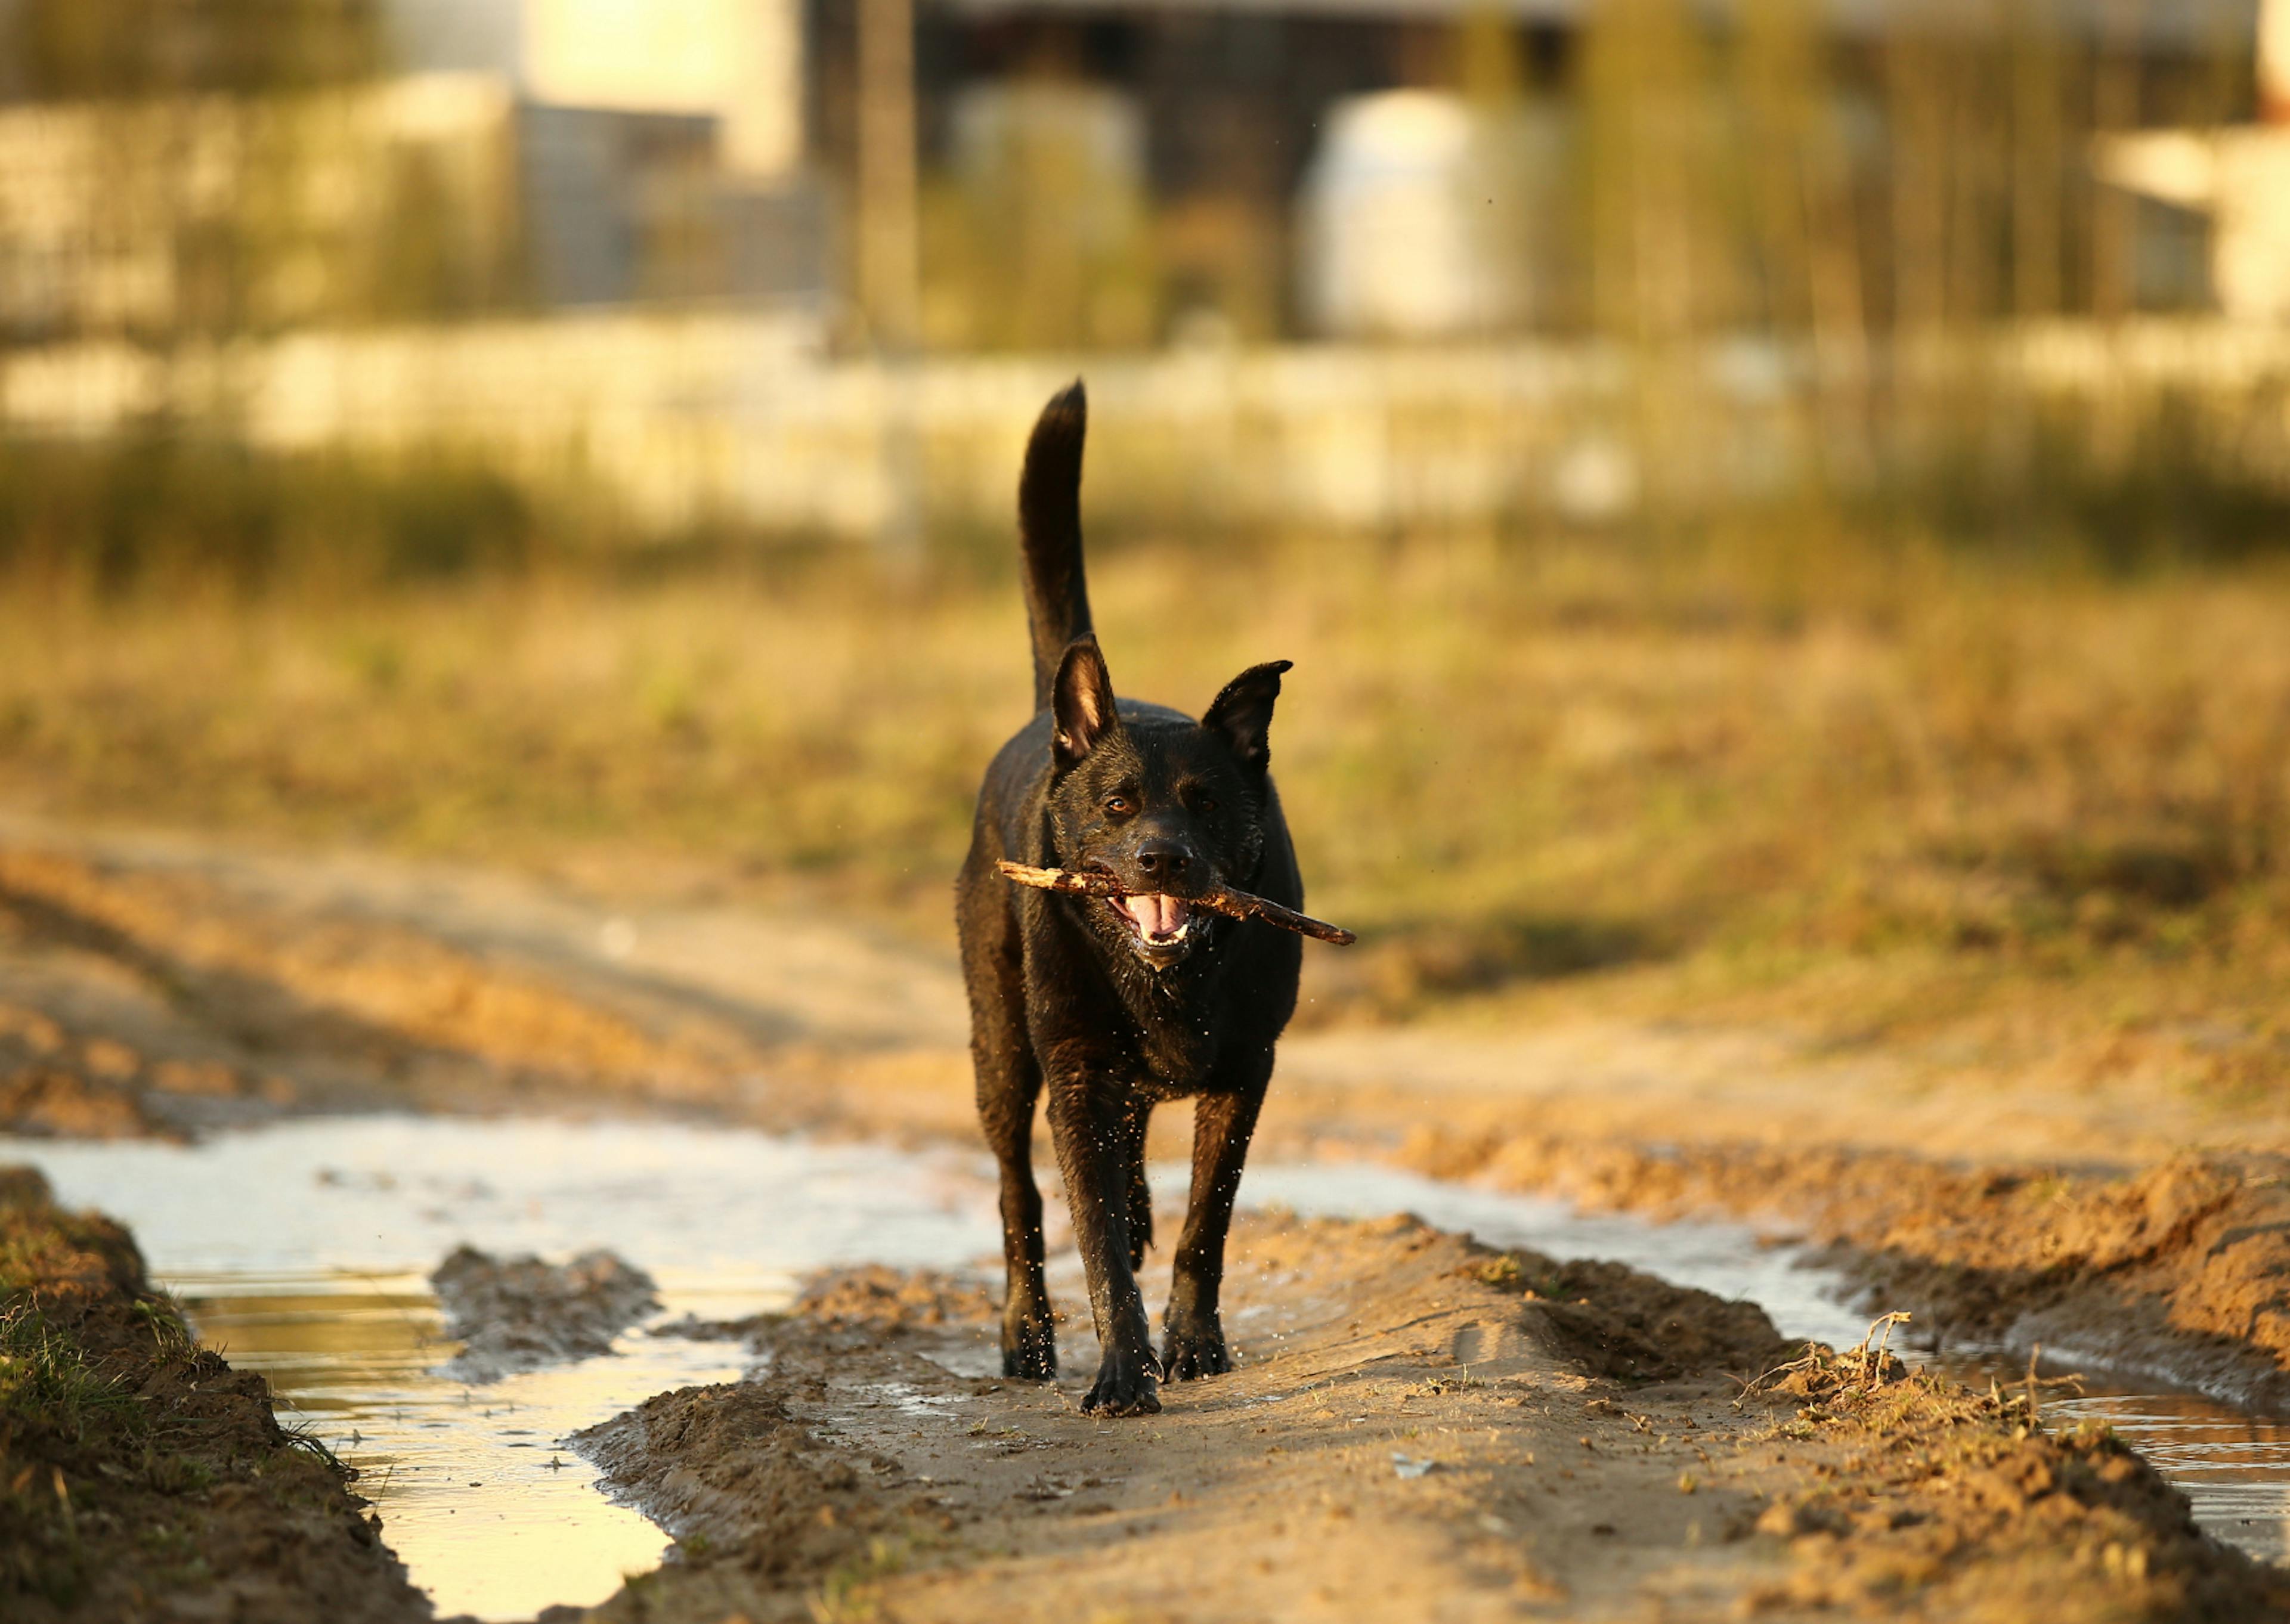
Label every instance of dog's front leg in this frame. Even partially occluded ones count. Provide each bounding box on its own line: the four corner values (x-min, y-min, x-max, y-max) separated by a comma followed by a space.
1162, 1054, 1270, 1380
1047, 1076, 1160, 1416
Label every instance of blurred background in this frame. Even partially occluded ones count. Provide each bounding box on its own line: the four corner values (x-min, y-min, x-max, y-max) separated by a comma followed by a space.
2, 0, 2288, 1084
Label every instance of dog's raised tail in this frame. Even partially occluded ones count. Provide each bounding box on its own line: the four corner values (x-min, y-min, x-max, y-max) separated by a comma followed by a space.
1019, 380, 1094, 712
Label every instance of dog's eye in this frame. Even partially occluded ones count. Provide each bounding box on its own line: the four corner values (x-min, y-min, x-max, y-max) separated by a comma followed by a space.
1103, 794, 1133, 817
1197, 797, 1217, 813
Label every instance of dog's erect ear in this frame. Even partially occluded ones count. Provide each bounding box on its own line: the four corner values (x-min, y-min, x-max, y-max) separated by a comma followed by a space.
1202, 660, 1291, 774
1052, 634, 1121, 768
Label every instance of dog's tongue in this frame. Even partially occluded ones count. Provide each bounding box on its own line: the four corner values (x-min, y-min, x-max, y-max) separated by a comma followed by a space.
1121, 894, 1189, 938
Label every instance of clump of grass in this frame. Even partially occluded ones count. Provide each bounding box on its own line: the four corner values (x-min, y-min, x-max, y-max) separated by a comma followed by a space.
131, 1295, 196, 1361
1737, 1312, 1916, 1407
1, 1241, 155, 1604
278, 1415, 345, 1470
810, 1535, 922, 1624
0, 1301, 142, 1441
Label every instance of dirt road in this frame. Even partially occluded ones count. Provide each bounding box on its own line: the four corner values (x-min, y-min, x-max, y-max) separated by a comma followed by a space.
5, 820, 2287, 1403
4, 821, 2289, 1620
567, 1217, 2286, 1624
8, 816, 2284, 1164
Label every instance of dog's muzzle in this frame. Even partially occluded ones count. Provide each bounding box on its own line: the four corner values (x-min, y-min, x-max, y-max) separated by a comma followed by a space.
1109, 891, 1196, 966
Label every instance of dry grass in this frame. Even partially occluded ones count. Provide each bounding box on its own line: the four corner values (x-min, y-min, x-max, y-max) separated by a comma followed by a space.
0, 530, 2286, 1095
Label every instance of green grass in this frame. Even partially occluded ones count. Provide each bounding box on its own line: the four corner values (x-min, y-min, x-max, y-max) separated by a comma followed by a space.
0, 1302, 141, 1442
131, 1296, 196, 1361
1, 1208, 157, 1608
0, 1192, 417, 1615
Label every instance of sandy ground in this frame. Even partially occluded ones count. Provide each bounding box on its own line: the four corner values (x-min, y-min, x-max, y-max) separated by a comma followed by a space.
578, 1216, 2284, 1623
4, 822, 2290, 1619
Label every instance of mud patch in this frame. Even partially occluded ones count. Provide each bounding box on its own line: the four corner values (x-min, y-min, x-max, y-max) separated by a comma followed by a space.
0, 1115, 1005, 1617
429, 1244, 661, 1383
1469, 1248, 1800, 1381
575, 1381, 920, 1572
0, 1169, 425, 1623
0, 846, 744, 1129
1741, 1337, 2290, 1620
794, 1263, 997, 1332
1407, 1130, 2290, 1411
0, 1000, 219, 1140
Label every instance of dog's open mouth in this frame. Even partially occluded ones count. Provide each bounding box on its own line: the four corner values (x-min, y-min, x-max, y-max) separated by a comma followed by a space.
1112, 892, 1193, 950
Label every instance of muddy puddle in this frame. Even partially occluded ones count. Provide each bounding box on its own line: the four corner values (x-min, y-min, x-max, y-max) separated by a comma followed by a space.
3, 1118, 2285, 1620
181, 1274, 745, 1619
0, 1117, 1000, 1619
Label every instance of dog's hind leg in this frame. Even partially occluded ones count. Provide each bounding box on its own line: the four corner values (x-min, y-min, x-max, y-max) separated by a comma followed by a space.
982, 1058, 1053, 1380
1162, 1050, 1271, 1381
965, 921, 1055, 1380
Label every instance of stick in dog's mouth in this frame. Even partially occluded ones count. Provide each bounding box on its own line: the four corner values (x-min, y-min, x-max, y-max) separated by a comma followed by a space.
995, 861, 1357, 947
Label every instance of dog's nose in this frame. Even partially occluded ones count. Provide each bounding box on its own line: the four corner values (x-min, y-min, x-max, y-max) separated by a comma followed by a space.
1133, 840, 1191, 884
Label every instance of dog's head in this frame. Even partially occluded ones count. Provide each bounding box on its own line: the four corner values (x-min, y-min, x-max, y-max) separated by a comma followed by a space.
1044, 634, 1289, 971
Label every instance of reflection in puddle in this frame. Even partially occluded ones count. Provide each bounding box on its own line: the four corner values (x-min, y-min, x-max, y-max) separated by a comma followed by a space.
2, 1117, 1001, 1620
1986, 1385, 2290, 1565
1, 1116, 2285, 1608
185, 1272, 742, 1619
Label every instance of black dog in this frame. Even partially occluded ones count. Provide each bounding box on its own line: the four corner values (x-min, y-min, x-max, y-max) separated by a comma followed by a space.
955, 381, 1306, 1417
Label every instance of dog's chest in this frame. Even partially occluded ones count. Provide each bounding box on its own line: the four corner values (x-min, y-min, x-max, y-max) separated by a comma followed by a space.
1132, 1034, 1214, 1096
1124, 982, 1221, 1092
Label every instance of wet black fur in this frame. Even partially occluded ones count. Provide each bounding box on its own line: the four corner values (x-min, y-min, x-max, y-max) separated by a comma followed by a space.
955, 381, 1305, 1417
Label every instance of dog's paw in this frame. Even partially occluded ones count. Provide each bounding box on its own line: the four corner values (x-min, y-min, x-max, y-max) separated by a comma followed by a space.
1079, 1348, 1162, 1417
1002, 1318, 1057, 1381
1161, 1324, 1231, 1381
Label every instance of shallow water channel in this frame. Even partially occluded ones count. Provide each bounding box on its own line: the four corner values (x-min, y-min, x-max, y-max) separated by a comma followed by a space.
5, 1115, 2287, 1619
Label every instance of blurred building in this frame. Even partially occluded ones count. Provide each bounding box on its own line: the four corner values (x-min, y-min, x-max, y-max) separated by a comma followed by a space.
5, 0, 2290, 541
395, 0, 804, 178
2093, 0, 2290, 322
905, 2, 1481, 344
915, 0, 2263, 342
1296, 91, 1568, 339
394, 0, 820, 311
2094, 130, 2290, 320
2, 0, 2279, 348
0, 0, 823, 340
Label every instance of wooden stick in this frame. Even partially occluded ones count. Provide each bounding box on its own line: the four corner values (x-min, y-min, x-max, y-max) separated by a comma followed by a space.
995, 860, 1357, 946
